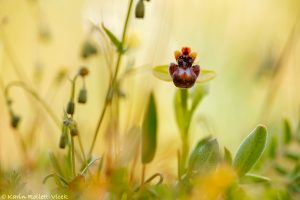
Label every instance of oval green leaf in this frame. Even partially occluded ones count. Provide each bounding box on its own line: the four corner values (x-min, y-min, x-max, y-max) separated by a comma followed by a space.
188, 138, 220, 176
233, 125, 267, 176
142, 93, 158, 164
240, 173, 271, 184
152, 65, 216, 84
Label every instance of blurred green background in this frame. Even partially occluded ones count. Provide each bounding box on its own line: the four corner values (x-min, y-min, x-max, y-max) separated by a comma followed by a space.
0, 0, 300, 176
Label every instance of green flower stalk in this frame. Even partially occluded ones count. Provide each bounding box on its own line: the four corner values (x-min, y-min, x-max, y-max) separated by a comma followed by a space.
152, 47, 215, 179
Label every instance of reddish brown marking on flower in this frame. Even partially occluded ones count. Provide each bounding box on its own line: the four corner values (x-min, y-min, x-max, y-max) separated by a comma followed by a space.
192, 64, 200, 76
169, 47, 200, 88
169, 62, 178, 76
181, 47, 191, 55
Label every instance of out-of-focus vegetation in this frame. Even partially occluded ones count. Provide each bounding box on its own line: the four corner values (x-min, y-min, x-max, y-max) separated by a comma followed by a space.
1, 0, 300, 199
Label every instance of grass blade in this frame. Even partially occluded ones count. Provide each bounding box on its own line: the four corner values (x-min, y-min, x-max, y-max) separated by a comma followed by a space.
102, 23, 124, 53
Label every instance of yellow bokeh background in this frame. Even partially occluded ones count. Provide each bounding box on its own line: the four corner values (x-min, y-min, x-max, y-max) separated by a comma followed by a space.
0, 0, 300, 179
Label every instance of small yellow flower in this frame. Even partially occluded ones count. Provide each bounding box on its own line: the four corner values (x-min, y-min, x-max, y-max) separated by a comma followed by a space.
192, 164, 237, 200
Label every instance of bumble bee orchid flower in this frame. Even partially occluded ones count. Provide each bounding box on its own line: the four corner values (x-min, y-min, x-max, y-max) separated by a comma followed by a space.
153, 47, 216, 88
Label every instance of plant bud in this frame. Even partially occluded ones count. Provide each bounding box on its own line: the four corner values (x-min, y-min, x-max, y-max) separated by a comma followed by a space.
59, 134, 66, 149
135, 0, 145, 19
78, 67, 89, 77
59, 135, 66, 149
59, 126, 68, 149
66, 101, 75, 115
69, 122, 78, 137
78, 88, 87, 104
81, 40, 98, 59
11, 114, 21, 129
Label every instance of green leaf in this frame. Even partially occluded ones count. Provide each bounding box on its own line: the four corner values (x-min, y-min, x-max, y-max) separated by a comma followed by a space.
142, 93, 158, 164
224, 147, 233, 165
273, 163, 289, 175
80, 158, 101, 175
152, 65, 216, 84
102, 23, 124, 53
289, 164, 300, 179
284, 151, 300, 161
268, 135, 277, 159
296, 118, 300, 142
283, 118, 292, 144
188, 138, 220, 176
43, 173, 68, 186
239, 173, 271, 184
233, 125, 268, 176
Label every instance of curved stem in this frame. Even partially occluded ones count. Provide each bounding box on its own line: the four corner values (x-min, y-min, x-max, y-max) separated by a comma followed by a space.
5, 81, 60, 128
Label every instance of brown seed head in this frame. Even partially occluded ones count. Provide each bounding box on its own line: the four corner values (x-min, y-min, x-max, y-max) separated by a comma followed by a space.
78, 67, 89, 77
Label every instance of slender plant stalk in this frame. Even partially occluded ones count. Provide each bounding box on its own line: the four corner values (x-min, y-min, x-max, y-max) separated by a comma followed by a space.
88, 92, 110, 157
129, 149, 139, 184
141, 165, 146, 188
13, 130, 29, 163
68, 75, 88, 169
88, 0, 134, 158
177, 150, 181, 178
71, 137, 76, 177
5, 81, 61, 127
0, 28, 30, 84
112, 0, 134, 83
179, 89, 190, 178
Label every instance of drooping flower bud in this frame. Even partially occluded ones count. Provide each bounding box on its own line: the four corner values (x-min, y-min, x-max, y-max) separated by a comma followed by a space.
81, 40, 98, 59
135, 0, 145, 19
59, 125, 68, 149
66, 101, 75, 115
11, 114, 21, 129
78, 67, 89, 77
69, 121, 78, 137
78, 88, 87, 104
